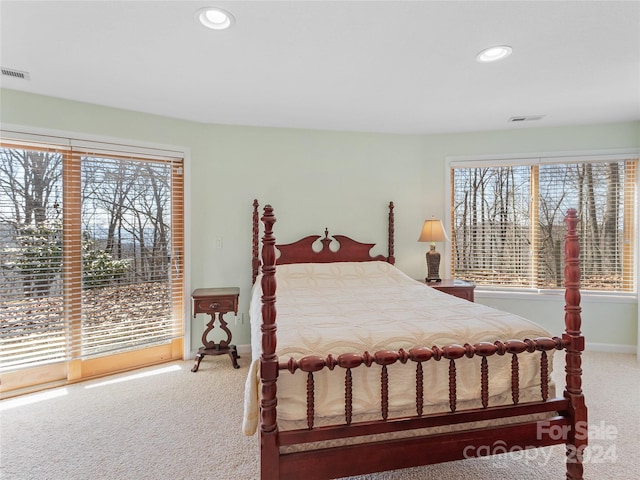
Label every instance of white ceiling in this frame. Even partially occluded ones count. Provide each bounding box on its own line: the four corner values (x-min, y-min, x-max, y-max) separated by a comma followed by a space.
1, 0, 639, 135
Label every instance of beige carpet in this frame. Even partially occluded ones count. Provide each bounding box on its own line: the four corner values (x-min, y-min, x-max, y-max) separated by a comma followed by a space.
1, 351, 637, 479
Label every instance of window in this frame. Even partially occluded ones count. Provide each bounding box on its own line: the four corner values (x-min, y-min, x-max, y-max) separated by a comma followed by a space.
450, 154, 638, 293
0, 134, 185, 397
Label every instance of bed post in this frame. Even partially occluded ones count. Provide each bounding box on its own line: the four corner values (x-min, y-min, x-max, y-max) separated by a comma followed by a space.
388, 201, 395, 265
260, 205, 279, 479
563, 208, 587, 480
252, 199, 260, 284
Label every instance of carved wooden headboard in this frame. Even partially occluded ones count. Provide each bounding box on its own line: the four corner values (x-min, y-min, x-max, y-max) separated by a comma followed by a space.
251, 200, 395, 283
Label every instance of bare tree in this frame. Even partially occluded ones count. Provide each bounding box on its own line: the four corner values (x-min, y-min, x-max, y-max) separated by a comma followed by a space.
81, 158, 171, 284
584, 163, 601, 273
0, 149, 62, 226
603, 162, 619, 272
0, 148, 63, 295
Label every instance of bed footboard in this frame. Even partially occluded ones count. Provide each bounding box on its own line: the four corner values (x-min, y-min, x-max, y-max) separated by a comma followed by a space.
280, 337, 564, 430
256, 204, 587, 480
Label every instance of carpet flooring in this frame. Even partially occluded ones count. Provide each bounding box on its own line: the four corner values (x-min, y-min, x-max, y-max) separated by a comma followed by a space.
1, 351, 637, 479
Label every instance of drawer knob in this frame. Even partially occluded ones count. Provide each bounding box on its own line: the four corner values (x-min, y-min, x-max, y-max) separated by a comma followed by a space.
209, 302, 220, 309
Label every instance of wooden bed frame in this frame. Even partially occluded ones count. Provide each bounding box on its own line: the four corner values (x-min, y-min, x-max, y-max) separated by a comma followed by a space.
250, 199, 587, 480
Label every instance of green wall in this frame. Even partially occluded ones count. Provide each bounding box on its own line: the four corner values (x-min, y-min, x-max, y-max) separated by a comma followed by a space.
1, 88, 638, 353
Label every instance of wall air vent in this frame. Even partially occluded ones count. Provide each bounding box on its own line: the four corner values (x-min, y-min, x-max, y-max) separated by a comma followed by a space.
509, 115, 545, 123
1, 67, 30, 80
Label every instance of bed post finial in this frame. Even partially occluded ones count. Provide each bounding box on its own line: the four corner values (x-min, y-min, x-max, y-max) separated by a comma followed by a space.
260, 204, 280, 477
252, 199, 260, 284
388, 201, 395, 264
563, 208, 587, 480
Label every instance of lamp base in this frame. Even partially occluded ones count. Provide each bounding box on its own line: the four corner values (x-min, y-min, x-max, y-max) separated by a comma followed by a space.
425, 246, 441, 283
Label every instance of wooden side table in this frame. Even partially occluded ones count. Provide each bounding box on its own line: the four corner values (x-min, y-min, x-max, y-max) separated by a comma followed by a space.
191, 287, 240, 371
427, 279, 475, 302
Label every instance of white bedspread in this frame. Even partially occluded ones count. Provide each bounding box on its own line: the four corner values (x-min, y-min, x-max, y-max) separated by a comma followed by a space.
243, 261, 554, 435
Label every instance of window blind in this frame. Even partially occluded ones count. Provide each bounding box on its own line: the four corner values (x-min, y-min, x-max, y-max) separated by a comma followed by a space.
69, 150, 183, 359
450, 156, 637, 293
451, 164, 533, 287
0, 143, 67, 369
0, 137, 184, 394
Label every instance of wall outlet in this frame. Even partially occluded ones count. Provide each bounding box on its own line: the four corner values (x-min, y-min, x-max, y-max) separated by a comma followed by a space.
214, 236, 223, 249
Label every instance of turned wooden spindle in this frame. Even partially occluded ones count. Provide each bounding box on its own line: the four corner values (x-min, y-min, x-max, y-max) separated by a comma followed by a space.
416, 363, 425, 416
306, 372, 315, 429
408, 346, 434, 363
480, 356, 489, 409
475, 341, 497, 409
259, 206, 278, 434
259, 205, 279, 478
298, 356, 326, 430
252, 199, 260, 284
538, 336, 565, 403
511, 354, 520, 405
380, 365, 389, 420
504, 339, 530, 354
563, 208, 587, 480
374, 350, 398, 420
345, 369, 353, 425
388, 201, 395, 264
409, 347, 432, 417
540, 351, 549, 402
338, 353, 362, 425
308, 357, 328, 428
448, 360, 457, 413
442, 344, 465, 413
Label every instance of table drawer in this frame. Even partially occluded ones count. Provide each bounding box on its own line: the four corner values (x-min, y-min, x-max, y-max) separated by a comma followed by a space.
194, 295, 238, 314
192, 287, 240, 316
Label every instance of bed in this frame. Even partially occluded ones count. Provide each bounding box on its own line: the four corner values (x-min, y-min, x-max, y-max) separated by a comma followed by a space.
244, 200, 587, 480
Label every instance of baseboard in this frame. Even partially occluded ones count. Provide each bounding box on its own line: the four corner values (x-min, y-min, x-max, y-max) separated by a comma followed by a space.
585, 342, 637, 354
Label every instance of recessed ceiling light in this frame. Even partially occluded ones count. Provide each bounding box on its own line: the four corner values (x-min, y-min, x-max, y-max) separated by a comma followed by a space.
476, 45, 513, 63
196, 7, 235, 30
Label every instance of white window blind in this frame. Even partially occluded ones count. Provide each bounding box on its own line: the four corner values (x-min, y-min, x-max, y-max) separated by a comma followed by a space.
451, 164, 533, 287
72, 151, 183, 359
0, 143, 67, 369
450, 156, 637, 293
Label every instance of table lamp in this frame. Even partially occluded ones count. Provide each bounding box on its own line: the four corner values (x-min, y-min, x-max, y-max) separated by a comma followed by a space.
418, 217, 449, 283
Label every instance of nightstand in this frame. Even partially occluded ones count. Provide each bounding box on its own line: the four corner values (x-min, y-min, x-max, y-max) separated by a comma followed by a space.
427, 279, 475, 302
191, 287, 240, 371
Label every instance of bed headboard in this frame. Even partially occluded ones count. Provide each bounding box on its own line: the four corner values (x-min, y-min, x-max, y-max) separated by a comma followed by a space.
251, 200, 395, 283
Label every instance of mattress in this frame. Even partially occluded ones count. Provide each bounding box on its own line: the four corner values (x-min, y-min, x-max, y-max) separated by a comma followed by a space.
243, 261, 554, 436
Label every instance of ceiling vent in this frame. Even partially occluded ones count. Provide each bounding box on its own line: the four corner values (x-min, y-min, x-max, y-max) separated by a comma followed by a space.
1, 67, 30, 80
509, 115, 545, 123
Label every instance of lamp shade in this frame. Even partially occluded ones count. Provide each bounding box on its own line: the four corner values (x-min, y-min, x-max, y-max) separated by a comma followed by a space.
418, 218, 449, 243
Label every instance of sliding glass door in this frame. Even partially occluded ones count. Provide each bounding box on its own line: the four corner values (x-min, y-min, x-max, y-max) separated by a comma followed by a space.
0, 138, 184, 397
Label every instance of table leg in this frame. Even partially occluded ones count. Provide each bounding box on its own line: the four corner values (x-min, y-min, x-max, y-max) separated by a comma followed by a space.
229, 345, 240, 369
191, 352, 204, 372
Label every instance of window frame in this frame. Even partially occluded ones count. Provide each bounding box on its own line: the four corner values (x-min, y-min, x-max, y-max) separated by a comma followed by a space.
446, 148, 640, 299
0, 125, 191, 397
